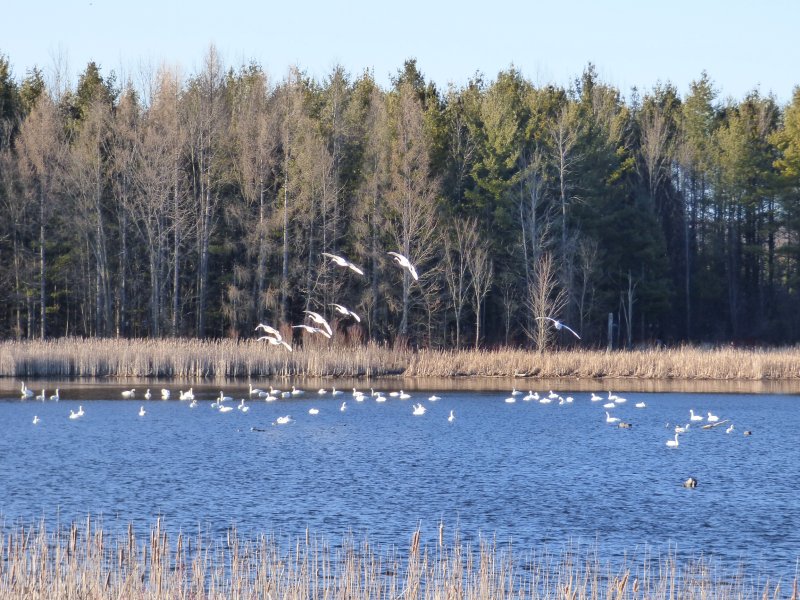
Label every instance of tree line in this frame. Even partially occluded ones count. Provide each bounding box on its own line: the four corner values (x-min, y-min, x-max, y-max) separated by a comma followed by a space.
1, 48, 799, 348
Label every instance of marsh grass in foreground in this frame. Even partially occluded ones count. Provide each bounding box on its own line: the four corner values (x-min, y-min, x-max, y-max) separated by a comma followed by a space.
0, 518, 795, 599
4, 338, 800, 381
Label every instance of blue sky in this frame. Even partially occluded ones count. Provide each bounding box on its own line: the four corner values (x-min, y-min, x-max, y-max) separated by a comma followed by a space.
4, 0, 799, 103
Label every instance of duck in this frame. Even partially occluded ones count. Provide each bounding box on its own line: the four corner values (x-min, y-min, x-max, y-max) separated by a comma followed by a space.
666, 433, 680, 448
618, 421, 633, 429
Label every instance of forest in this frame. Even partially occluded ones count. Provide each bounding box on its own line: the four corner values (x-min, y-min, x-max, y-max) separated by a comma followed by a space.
1, 48, 799, 349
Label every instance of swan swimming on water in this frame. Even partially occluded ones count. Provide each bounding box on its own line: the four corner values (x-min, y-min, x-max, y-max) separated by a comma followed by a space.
707, 411, 719, 422
275, 415, 291, 424
666, 433, 680, 448
309, 408, 320, 415
412, 403, 426, 416
32, 415, 40, 424
20, 382, 34, 398
144, 389, 152, 400
49, 389, 60, 401
121, 389, 135, 399
605, 411, 620, 423
448, 410, 455, 422
690, 409, 703, 421
138, 406, 146, 417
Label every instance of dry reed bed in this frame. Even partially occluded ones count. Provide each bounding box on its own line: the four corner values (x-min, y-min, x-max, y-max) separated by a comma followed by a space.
1, 518, 792, 600
4, 339, 800, 381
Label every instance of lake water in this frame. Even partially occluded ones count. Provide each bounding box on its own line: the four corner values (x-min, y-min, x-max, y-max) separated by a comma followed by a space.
1, 381, 798, 581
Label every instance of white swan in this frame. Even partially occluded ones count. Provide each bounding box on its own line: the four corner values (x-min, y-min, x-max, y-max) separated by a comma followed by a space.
675, 423, 690, 433
666, 433, 680, 448
179, 388, 194, 401
635, 401, 646, 408
590, 392, 602, 402
49, 389, 60, 401
707, 411, 719, 422
275, 415, 291, 424
69, 410, 80, 420
354, 393, 365, 402
412, 403, 426, 416
77, 405, 84, 417
144, 389, 152, 400
321, 252, 365, 275
303, 311, 333, 336
218, 404, 233, 413
161, 389, 171, 400
523, 391, 536, 401
375, 395, 386, 403
33, 415, 40, 424
189, 399, 197, 408
35, 389, 46, 401
603, 402, 616, 409
448, 410, 455, 423
387, 251, 419, 281
535, 316, 581, 339
330, 303, 362, 323
331, 388, 343, 396
238, 399, 249, 412
20, 382, 34, 398
690, 409, 703, 421
257, 334, 293, 351
340, 401, 347, 411
291, 386, 303, 396
249, 384, 265, 396
726, 423, 735, 434
504, 396, 516, 403
292, 324, 331, 339
398, 390, 411, 399
255, 323, 282, 340
605, 411, 620, 423
138, 406, 146, 417
511, 388, 521, 396
428, 395, 441, 401
121, 389, 135, 399
308, 408, 320, 415
219, 391, 233, 403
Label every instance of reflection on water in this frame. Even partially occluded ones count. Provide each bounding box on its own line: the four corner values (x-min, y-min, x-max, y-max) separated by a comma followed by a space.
1, 381, 798, 582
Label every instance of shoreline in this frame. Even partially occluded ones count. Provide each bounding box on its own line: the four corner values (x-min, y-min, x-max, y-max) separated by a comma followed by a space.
3, 338, 800, 391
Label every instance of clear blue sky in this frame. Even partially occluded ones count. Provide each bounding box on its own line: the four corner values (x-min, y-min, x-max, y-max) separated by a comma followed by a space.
4, 0, 799, 103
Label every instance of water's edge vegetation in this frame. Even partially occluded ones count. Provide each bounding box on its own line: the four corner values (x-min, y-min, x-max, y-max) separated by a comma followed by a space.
3, 338, 800, 382
0, 518, 795, 600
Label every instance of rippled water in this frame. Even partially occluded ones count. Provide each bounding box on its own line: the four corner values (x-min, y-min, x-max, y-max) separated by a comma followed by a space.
1, 382, 798, 580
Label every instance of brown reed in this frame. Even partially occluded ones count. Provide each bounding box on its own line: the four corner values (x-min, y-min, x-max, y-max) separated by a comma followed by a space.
0, 518, 790, 599
3, 338, 800, 381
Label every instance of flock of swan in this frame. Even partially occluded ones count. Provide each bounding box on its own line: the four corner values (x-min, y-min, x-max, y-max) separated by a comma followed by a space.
18, 380, 752, 446
251, 250, 419, 350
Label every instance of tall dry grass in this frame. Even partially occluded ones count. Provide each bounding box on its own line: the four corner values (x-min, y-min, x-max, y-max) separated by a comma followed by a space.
3, 338, 800, 381
0, 518, 792, 599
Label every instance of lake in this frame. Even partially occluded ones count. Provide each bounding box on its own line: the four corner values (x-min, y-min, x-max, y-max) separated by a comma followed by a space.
1, 380, 798, 581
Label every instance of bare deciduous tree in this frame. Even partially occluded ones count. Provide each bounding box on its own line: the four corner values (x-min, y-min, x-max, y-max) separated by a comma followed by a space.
467, 239, 493, 349
526, 253, 567, 352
